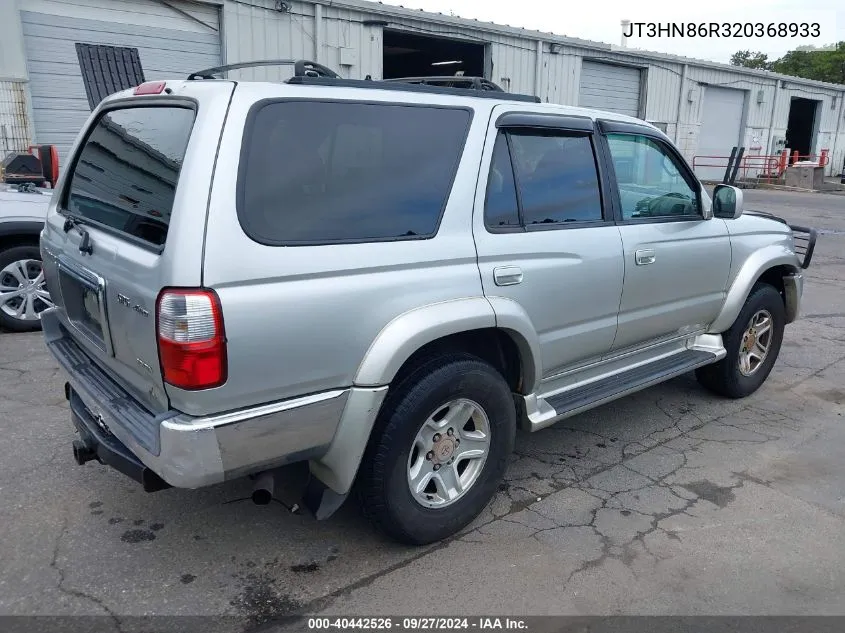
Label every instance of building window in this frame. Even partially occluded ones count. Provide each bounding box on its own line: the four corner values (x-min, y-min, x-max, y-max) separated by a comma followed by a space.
75, 44, 145, 111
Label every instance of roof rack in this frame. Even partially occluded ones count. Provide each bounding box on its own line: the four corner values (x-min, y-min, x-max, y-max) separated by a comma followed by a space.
187, 59, 540, 103
188, 59, 339, 80
288, 75, 539, 102
382, 76, 505, 92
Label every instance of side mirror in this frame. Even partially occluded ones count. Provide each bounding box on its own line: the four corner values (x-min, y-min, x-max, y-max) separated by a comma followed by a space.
712, 184, 744, 219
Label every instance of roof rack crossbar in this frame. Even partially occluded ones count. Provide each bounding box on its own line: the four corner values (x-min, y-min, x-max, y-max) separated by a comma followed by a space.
286, 75, 540, 103
188, 58, 539, 102
188, 59, 339, 80
383, 76, 505, 92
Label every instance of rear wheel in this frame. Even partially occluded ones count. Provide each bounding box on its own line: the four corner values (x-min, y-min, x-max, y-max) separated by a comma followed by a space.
0, 245, 53, 332
696, 283, 785, 398
357, 354, 516, 545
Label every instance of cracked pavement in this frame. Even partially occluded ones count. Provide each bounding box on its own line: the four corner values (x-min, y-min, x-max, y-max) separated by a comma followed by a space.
1, 189, 844, 627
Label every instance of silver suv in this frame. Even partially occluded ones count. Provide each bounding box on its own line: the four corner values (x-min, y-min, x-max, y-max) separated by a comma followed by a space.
40, 61, 815, 545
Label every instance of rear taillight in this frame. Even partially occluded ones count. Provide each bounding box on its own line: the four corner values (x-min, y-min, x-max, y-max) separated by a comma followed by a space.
156, 289, 227, 390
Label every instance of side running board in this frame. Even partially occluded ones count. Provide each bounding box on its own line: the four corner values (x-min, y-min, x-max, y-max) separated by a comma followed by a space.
541, 350, 717, 426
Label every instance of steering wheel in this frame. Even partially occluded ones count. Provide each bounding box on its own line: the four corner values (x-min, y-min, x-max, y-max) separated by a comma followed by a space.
640, 191, 690, 216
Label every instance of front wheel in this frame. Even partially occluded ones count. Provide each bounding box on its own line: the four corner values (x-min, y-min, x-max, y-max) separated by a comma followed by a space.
357, 354, 516, 545
696, 283, 785, 398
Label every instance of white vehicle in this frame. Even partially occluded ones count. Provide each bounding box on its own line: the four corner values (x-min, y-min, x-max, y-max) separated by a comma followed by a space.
0, 183, 53, 331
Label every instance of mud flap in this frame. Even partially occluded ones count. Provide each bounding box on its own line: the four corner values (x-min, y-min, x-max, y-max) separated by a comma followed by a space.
302, 475, 349, 520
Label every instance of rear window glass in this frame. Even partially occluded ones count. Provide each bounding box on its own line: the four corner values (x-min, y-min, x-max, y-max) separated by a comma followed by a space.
238, 101, 471, 244
65, 106, 196, 247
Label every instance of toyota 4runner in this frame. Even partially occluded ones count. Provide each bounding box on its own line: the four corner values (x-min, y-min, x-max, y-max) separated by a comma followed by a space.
40, 60, 815, 544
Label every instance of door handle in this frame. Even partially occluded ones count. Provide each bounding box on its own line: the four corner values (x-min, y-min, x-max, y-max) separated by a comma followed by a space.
635, 249, 656, 266
493, 266, 523, 286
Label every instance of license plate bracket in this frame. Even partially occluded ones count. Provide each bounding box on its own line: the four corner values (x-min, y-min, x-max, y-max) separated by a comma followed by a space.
57, 259, 111, 355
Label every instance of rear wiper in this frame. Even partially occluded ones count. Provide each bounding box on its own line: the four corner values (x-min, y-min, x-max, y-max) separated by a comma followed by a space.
61, 213, 94, 255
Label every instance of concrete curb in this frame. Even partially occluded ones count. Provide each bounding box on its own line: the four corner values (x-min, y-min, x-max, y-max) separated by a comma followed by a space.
701, 180, 845, 195
740, 184, 845, 195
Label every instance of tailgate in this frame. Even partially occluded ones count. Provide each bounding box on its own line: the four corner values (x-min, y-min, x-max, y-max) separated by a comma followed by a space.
41, 84, 234, 414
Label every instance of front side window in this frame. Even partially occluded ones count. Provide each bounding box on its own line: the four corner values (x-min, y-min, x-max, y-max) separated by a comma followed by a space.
238, 101, 471, 244
65, 106, 196, 247
483, 130, 604, 229
606, 133, 699, 220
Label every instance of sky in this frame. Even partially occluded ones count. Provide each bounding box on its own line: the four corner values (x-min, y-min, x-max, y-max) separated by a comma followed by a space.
379, 0, 845, 64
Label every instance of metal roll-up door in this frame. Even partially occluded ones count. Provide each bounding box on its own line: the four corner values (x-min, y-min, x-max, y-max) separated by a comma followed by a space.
695, 86, 746, 181
21, 1, 221, 164
579, 61, 642, 118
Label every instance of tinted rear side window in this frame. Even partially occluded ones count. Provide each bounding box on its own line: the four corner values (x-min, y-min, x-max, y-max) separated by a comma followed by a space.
65, 106, 195, 247
508, 132, 603, 224
238, 101, 472, 244
484, 133, 520, 229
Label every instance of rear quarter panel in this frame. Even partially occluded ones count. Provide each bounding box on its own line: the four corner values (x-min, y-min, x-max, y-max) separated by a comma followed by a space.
196, 84, 492, 415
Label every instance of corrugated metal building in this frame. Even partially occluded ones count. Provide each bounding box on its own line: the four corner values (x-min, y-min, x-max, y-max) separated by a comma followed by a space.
1, 0, 844, 178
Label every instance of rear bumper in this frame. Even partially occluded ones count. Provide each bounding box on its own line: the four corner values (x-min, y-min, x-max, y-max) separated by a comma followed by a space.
42, 308, 350, 489
68, 386, 171, 492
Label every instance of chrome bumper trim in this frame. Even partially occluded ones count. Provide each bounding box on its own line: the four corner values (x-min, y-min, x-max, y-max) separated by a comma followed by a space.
43, 308, 350, 488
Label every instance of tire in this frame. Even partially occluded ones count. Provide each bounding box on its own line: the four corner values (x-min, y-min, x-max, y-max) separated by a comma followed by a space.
357, 354, 516, 545
0, 245, 51, 332
696, 283, 785, 399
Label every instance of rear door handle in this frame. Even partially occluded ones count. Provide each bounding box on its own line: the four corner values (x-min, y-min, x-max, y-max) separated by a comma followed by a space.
635, 249, 656, 266
493, 266, 523, 286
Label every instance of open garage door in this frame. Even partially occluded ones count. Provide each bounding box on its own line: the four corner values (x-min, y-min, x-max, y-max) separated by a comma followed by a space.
695, 86, 746, 181
579, 61, 642, 118
21, 0, 221, 164
786, 97, 821, 161
383, 30, 485, 80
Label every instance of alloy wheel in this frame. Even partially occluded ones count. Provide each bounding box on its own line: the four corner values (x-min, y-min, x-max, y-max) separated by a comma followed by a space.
738, 309, 773, 376
406, 398, 491, 508
0, 259, 54, 323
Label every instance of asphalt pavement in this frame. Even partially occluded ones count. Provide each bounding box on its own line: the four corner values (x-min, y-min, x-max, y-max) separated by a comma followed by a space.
0, 189, 843, 629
